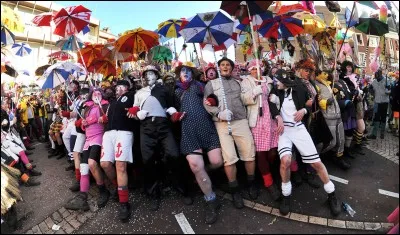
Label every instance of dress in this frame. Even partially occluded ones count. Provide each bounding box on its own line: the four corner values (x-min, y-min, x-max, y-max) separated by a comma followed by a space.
251, 83, 279, 152
175, 81, 220, 155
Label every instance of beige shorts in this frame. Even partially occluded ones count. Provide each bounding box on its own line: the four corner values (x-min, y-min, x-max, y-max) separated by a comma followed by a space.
215, 119, 255, 166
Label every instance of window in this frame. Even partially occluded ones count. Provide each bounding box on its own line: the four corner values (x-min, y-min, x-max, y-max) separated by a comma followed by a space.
337, 14, 346, 24
358, 52, 366, 67
368, 36, 379, 47
355, 33, 364, 46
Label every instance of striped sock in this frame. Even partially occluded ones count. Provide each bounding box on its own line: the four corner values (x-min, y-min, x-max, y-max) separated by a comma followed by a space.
353, 130, 363, 145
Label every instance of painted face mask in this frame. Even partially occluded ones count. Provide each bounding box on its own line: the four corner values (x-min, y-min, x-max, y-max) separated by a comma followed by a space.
116, 85, 127, 97
180, 67, 193, 83
206, 69, 216, 80
145, 71, 157, 87
92, 90, 102, 104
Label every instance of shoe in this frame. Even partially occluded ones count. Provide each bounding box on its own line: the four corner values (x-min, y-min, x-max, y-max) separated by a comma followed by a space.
69, 181, 80, 192
232, 191, 244, 209
97, 189, 110, 208
328, 192, 341, 216
248, 181, 259, 200
65, 192, 90, 211
110, 187, 119, 202
344, 148, 356, 159
291, 171, 302, 186
30, 160, 34, 163
56, 153, 65, 160
353, 144, 365, 155
205, 198, 221, 224
31, 164, 37, 169
65, 165, 74, 171
367, 135, 377, 139
118, 203, 131, 223
266, 184, 281, 201
150, 196, 161, 211
48, 149, 59, 158
279, 195, 291, 215
23, 177, 41, 187
305, 173, 321, 189
26, 146, 35, 151
29, 169, 42, 176
334, 158, 351, 170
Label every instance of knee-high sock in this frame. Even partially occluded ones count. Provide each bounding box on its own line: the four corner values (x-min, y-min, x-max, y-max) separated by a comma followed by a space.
118, 186, 129, 203
50, 137, 55, 149
80, 163, 90, 192
353, 130, 363, 145
19, 151, 30, 165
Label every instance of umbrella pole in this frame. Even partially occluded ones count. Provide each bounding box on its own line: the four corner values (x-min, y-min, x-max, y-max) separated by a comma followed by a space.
174, 38, 178, 60
192, 43, 202, 70
337, 2, 356, 60
246, 4, 263, 116
198, 45, 206, 78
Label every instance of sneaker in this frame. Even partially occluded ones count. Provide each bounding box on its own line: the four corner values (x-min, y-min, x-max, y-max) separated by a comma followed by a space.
248, 181, 259, 200
232, 191, 244, 209
205, 198, 221, 224
279, 195, 291, 215
65, 192, 90, 211
291, 171, 302, 186
23, 178, 41, 187
305, 173, 321, 189
97, 189, 110, 208
29, 169, 42, 176
334, 158, 351, 170
69, 181, 80, 192
266, 184, 281, 201
118, 203, 131, 223
328, 192, 341, 216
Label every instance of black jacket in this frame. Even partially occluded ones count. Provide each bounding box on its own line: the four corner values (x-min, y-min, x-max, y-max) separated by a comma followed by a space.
105, 91, 136, 132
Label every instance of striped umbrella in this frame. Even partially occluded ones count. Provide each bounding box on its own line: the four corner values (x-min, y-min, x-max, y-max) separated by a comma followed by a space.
157, 19, 183, 38
200, 32, 238, 52
55, 35, 84, 51
258, 15, 304, 39
53, 5, 92, 37
32, 11, 58, 27
11, 43, 32, 57
115, 28, 159, 55
77, 43, 103, 67
41, 63, 71, 89
1, 24, 15, 46
48, 51, 73, 61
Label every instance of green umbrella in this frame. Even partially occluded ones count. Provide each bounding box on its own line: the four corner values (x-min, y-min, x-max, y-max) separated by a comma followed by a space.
356, 18, 389, 36
149, 45, 173, 63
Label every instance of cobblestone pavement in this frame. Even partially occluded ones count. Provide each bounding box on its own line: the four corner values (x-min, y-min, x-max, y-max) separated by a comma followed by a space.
365, 127, 399, 165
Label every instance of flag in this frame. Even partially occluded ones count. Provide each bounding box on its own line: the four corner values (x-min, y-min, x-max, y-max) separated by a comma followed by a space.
355, 1, 379, 10
345, 7, 358, 27
384, 1, 392, 10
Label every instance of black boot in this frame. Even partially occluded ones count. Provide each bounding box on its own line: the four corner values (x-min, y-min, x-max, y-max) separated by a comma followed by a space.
65, 192, 90, 211
266, 183, 281, 201
110, 187, 119, 202
248, 179, 259, 200
328, 192, 341, 216
231, 186, 244, 209
69, 181, 80, 192
205, 198, 221, 224
26, 146, 35, 151
353, 144, 365, 155
29, 169, 42, 176
23, 177, 41, 187
48, 145, 59, 158
118, 202, 131, 223
344, 147, 355, 159
279, 195, 291, 215
334, 157, 351, 170
291, 171, 302, 186
97, 186, 110, 208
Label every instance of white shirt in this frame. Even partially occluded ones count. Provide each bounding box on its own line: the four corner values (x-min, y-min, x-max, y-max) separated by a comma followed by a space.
280, 89, 301, 126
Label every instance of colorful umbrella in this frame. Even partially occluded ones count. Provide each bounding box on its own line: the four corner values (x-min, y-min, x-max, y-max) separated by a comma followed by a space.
235, 11, 273, 33
276, 4, 308, 15
220, 1, 273, 17
48, 51, 73, 61
11, 43, 32, 57
179, 11, 234, 46
1, 24, 15, 46
101, 43, 139, 62
55, 35, 84, 51
356, 18, 389, 36
32, 11, 58, 27
77, 43, 103, 67
200, 32, 238, 52
258, 15, 304, 39
157, 19, 183, 38
115, 28, 159, 55
53, 5, 92, 37
1, 6, 25, 33
35, 64, 51, 76
148, 45, 173, 62
292, 11, 326, 35
41, 63, 71, 89
87, 59, 116, 77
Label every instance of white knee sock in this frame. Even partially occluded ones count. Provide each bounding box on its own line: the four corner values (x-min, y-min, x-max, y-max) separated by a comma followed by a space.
324, 181, 335, 194
281, 181, 292, 196
50, 138, 55, 149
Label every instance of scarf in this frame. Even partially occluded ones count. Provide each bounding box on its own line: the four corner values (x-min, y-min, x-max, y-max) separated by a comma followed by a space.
302, 79, 317, 99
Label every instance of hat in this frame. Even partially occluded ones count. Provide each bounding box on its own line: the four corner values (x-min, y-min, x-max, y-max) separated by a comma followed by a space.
204, 62, 216, 74
162, 72, 176, 81
247, 59, 263, 72
174, 61, 199, 77
295, 58, 316, 71
273, 69, 296, 87
116, 79, 130, 87
142, 65, 160, 78
217, 57, 235, 69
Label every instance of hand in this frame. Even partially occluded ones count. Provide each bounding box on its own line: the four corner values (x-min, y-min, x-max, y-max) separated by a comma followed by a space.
276, 116, 284, 135
252, 85, 263, 97
205, 97, 217, 106
269, 94, 279, 104
294, 109, 305, 122
98, 114, 108, 123
75, 119, 82, 128
327, 97, 334, 105
126, 106, 140, 119
218, 109, 233, 121
137, 110, 149, 120
82, 119, 88, 126
305, 99, 313, 108
166, 107, 177, 115
171, 112, 186, 122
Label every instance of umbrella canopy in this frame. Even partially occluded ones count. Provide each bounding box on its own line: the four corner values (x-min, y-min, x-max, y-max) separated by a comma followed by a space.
258, 15, 304, 39
356, 18, 389, 36
1, 24, 15, 46
292, 11, 326, 35
87, 59, 116, 77
35, 64, 51, 76
220, 1, 273, 17
200, 32, 238, 52
115, 28, 159, 55
41, 63, 71, 89
235, 11, 273, 33
1, 6, 25, 33
102, 42, 140, 62
78, 43, 103, 66
11, 43, 32, 57
55, 35, 84, 51
53, 5, 92, 37
179, 11, 235, 46
157, 19, 183, 38
32, 11, 58, 27
276, 4, 308, 15
148, 45, 173, 62
15, 74, 35, 86
48, 51, 73, 61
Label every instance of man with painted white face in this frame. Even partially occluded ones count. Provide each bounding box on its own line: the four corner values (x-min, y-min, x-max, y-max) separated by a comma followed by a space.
100, 80, 135, 223
130, 65, 185, 211
268, 69, 341, 216
203, 57, 258, 209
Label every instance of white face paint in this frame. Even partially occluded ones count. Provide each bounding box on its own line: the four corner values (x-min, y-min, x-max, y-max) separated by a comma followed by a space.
276, 80, 285, 90
116, 85, 127, 98
180, 67, 192, 83
92, 91, 102, 104
145, 71, 157, 87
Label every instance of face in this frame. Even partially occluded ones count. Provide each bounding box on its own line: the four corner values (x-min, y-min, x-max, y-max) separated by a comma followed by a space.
300, 68, 312, 80
145, 71, 157, 87
270, 68, 278, 76
276, 80, 285, 90
68, 83, 78, 92
232, 67, 240, 78
104, 88, 114, 100
116, 85, 128, 97
92, 90, 102, 104
219, 61, 232, 77
206, 68, 217, 80
180, 67, 193, 83
250, 67, 258, 78
346, 65, 353, 74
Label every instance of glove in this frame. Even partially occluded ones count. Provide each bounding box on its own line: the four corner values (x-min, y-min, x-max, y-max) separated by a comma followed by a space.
269, 94, 279, 104
166, 107, 177, 115
137, 110, 149, 120
68, 100, 72, 106
2, 119, 8, 126
101, 114, 108, 123
75, 119, 82, 128
345, 100, 353, 107
127, 106, 140, 116
206, 94, 219, 106
218, 109, 233, 121
61, 111, 70, 118
171, 112, 184, 122
327, 98, 334, 105
252, 85, 263, 97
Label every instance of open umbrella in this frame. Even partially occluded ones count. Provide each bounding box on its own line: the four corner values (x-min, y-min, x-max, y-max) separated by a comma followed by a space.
41, 63, 71, 89
157, 19, 183, 38
35, 64, 51, 76
220, 1, 273, 16
258, 15, 304, 39
115, 28, 159, 55
1, 6, 25, 33
55, 35, 84, 51
11, 43, 32, 57
77, 43, 103, 67
48, 51, 73, 61
148, 45, 173, 63
1, 24, 15, 46
356, 17, 389, 36
32, 11, 58, 27
53, 5, 92, 37
200, 32, 238, 52
292, 11, 326, 35
87, 59, 116, 77
276, 3, 308, 15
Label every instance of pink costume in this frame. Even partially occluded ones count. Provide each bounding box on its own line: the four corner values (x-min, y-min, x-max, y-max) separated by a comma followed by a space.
82, 100, 108, 150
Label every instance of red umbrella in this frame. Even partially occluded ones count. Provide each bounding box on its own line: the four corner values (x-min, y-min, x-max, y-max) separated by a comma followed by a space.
32, 11, 58, 27
53, 5, 91, 37
48, 51, 73, 61
87, 59, 116, 77
220, 1, 273, 17
276, 4, 309, 15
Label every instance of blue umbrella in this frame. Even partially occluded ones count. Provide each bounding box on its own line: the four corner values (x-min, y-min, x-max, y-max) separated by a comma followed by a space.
41, 63, 72, 89
81, 25, 90, 35
258, 15, 304, 39
55, 35, 84, 51
1, 24, 15, 46
179, 11, 234, 46
11, 43, 32, 57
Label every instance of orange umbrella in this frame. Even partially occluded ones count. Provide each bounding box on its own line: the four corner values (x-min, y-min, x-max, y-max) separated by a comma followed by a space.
78, 43, 104, 67
277, 4, 309, 15
87, 59, 116, 77
115, 28, 159, 55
